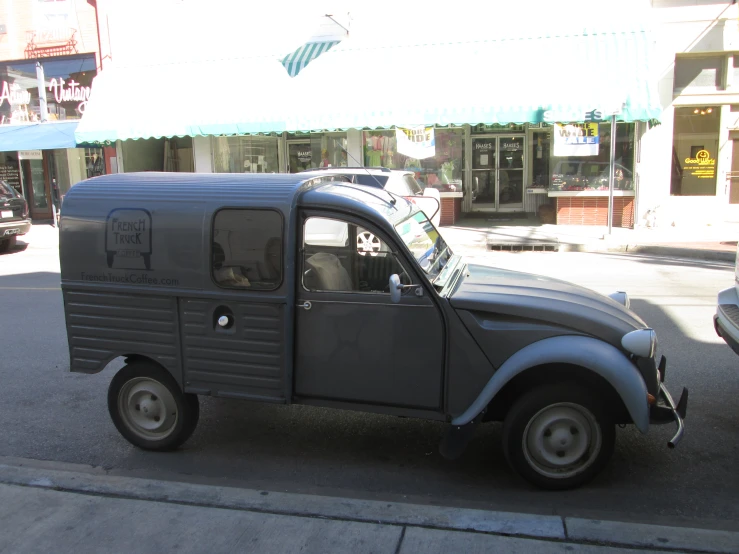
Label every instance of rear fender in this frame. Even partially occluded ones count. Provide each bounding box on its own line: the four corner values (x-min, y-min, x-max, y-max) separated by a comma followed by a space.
450, 335, 649, 433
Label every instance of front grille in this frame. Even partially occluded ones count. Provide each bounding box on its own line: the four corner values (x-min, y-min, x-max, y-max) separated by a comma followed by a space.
719, 303, 739, 327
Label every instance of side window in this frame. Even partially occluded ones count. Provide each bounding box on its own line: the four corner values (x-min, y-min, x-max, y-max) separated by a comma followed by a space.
212, 209, 282, 290
302, 216, 410, 293
384, 176, 411, 196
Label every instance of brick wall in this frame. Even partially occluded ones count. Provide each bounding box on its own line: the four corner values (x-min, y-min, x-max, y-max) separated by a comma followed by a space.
556, 197, 635, 228
440, 197, 462, 226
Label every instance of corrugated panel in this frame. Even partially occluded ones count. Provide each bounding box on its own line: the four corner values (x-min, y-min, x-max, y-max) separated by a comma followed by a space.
64, 289, 181, 379
61, 172, 317, 206
180, 299, 285, 402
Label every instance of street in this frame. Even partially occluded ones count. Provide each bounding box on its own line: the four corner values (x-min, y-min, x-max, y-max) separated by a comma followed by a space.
2, 226, 738, 533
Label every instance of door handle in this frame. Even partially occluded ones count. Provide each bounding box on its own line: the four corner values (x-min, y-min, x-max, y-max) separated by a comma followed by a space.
297, 301, 312, 311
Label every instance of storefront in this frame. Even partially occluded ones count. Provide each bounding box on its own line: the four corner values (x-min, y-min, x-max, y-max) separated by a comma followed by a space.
0, 53, 110, 220
75, 27, 660, 228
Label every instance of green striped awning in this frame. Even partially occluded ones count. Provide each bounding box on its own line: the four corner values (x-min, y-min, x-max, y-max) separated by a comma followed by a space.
75, 27, 661, 143
281, 41, 339, 77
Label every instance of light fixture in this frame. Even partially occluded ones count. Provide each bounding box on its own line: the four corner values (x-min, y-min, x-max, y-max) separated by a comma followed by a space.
694, 109, 700, 114
707, 107, 713, 113
701, 110, 706, 115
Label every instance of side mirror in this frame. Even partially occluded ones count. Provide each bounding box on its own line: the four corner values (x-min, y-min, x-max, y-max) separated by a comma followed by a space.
389, 274, 402, 304
389, 274, 423, 303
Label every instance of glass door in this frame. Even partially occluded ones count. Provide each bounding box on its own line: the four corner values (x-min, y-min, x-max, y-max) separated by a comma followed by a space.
287, 141, 312, 173
498, 136, 524, 210
469, 136, 525, 211
21, 157, 51, 220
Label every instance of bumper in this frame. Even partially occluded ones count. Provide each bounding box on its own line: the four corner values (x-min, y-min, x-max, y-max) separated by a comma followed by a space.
715, 286, 739, 356
649, 376, 688, 448
0, 218, 31, 237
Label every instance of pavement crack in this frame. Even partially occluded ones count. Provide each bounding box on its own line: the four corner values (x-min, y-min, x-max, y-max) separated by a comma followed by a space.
393, 526, 406, 554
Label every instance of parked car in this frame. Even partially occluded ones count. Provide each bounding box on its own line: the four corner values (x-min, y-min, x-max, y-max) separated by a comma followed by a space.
0, 180, 31, 252
714, 243, 739, 355
304, 167, 441, 229
59, 172, 687, 490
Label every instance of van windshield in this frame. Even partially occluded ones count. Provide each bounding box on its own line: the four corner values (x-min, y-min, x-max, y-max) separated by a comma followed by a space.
394, 211, 452, 280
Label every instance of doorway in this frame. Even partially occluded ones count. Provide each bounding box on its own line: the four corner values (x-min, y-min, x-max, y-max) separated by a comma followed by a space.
469, 135, 525, 211
20, 154, 51, 220
287, 140, 312, 173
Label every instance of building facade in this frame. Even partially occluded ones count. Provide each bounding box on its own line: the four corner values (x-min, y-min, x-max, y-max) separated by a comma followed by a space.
73, 0, 739, 229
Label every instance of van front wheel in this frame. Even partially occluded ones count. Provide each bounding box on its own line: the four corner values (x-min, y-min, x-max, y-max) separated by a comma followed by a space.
502, 384, 615, 490
108, 361, 199, 451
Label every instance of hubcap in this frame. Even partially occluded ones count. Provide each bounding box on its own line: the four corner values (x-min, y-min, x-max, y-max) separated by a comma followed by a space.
522, 402, 601, 479
118, 377, 178, 441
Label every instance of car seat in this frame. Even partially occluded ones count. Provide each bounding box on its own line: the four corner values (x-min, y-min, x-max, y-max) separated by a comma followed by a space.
304, 252, 352, 291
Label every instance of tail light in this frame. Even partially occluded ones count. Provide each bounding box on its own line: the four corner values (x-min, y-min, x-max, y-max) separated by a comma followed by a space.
22, 201, 29, 218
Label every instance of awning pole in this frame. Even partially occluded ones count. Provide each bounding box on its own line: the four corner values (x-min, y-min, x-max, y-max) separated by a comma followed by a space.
36, 62, 48, 123
607, 113, 617, 235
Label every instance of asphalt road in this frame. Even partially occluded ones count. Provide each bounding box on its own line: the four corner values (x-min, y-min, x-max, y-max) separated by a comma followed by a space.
2, 226, 738, 531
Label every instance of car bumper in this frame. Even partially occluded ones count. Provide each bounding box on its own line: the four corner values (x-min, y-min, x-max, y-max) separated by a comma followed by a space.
649, 356, 688, 448
0, 218, 31, 237
715, 286, 739, 356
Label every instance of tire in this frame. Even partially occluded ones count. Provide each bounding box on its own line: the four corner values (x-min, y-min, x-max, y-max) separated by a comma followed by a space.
502, 384, 615, 490
0, 236, 16, 252
107, 361, 199, 451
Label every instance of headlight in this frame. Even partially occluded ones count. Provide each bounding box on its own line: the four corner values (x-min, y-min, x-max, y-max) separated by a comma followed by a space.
608, 291, 630, 309
621, 328, 657, 358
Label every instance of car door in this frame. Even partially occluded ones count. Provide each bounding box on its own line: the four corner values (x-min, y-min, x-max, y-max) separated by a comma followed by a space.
294, 212, 444, 410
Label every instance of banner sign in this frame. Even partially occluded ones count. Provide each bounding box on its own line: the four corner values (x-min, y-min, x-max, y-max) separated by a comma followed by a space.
553, 123, 599, 156
396, 126, 435, 159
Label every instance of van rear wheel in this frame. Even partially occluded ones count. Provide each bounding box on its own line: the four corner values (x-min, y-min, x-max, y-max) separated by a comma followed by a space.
502, 384, 615, 490
107, 361, 199, 451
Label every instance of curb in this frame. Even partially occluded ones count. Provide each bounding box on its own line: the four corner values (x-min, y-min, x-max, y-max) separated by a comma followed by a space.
0, 458, 737, 553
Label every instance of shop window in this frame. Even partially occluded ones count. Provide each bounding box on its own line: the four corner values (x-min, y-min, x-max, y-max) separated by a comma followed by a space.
363, 128, 464, 192
670, 107, 720, 196
213, 136, 279, 173
549, 123, 635, 192
211, 209, 282, 290
674, 56, 724, 95
311, 134, 348, 168
302, 216, 408, 293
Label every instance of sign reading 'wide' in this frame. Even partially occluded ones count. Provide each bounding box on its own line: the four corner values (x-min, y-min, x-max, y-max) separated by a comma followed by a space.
554, 123, 599, 156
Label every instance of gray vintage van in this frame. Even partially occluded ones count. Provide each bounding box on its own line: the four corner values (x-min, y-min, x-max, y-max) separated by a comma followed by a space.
59, 172, 687, 490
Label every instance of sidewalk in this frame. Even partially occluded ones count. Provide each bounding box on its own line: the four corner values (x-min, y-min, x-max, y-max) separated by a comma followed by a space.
0, 457, 736, 554
440, 218, 739, 261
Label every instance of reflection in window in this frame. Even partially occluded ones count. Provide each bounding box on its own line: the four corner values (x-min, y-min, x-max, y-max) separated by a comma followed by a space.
302, 217, 408, 293
212, 210, 282, 290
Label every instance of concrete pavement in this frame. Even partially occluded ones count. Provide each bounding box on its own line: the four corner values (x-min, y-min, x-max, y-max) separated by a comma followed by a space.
439, 218, 739, 261
0, 457, 737, 554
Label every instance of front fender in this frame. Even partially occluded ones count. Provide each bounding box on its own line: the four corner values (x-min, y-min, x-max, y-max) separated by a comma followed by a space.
450, 335, 649, 433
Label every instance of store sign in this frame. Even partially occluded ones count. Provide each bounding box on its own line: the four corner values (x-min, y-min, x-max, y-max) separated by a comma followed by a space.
684, 149, 716, 179
48, 78, 91, 113
0, 81, 31, 107
296, 149, 311, 163
18, 150, 43, 160
396, 126, 435, 159
0, 164, 21, 195
553, 123, 599, 156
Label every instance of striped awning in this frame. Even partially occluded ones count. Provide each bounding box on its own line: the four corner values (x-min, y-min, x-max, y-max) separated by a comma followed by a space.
281, 41, 339, 77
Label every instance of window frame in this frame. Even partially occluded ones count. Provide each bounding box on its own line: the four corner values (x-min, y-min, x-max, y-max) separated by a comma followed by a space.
210, 207, 285, 292
300, 212, 414, 296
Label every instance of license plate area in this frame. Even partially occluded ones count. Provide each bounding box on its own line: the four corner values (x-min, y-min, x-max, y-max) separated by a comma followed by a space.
1, 210, 12, 218
3, 228, 19, 235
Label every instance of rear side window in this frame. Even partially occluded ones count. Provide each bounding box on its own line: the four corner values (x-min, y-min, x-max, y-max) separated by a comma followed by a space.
212, 209, 282, 290
354, 174, 389, 188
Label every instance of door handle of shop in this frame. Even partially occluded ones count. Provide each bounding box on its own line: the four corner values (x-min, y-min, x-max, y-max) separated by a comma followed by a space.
297, 301, 312, 311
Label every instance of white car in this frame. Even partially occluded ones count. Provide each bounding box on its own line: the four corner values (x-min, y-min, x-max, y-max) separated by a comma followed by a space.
715, 244, 739, 355
306, 167, 441, 228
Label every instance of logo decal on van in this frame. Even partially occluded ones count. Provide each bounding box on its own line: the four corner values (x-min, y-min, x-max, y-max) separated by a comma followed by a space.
105, 208, 153, 270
